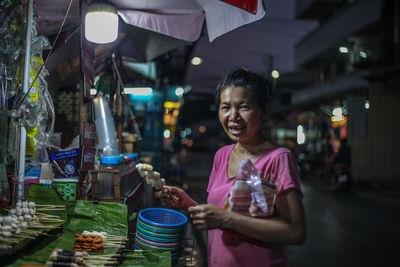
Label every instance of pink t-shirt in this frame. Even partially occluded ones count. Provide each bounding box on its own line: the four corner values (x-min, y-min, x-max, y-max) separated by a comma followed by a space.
207, 144, 302, 267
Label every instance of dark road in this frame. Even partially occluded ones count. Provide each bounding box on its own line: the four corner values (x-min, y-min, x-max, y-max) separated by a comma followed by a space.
180, 152, 400, 267
287, 182, 399, 267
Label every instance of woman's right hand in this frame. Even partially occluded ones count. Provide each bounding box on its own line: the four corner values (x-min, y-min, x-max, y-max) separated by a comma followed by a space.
154, 185, 180, 209
154, 185, 198, 210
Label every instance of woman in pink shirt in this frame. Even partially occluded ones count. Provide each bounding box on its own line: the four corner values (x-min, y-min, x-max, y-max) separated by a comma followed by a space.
156, 68, 307, 266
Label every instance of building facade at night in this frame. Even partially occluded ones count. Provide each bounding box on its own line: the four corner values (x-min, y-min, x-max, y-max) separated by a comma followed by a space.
289, 0, 400, 184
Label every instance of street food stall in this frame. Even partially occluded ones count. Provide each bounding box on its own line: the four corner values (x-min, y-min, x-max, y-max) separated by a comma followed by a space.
0, 0, 265, 266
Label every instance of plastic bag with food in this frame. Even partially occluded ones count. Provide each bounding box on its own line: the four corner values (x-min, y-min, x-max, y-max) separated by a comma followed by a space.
223, 158, 278, 246
227, 158, 277, 217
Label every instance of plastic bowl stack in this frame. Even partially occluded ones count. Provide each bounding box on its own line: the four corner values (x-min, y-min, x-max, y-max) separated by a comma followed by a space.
135, 208, 188, 264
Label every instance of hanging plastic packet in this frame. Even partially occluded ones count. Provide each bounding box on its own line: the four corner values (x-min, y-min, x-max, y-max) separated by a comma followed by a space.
16, 55, 41, 159
49, 148, 80, 179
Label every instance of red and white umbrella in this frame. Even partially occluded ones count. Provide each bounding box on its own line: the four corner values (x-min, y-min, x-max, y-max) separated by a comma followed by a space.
116, 0, 265, 42
34, 0, 265, 45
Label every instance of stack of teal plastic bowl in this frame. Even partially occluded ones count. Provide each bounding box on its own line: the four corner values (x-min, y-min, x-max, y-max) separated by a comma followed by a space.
135, 208, 188, 264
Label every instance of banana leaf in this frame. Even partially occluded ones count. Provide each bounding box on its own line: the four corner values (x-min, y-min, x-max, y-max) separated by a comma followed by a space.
27, 183, 68, 222
120, 250, 171, 267
7, 199, 128, 266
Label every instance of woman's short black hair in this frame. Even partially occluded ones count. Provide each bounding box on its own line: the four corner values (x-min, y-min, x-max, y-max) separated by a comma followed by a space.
215, 68, 272, 112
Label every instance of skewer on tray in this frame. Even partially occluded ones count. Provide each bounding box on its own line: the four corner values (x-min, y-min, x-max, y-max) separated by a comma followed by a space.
47, 251, 120, 265
0, 201, 65, 246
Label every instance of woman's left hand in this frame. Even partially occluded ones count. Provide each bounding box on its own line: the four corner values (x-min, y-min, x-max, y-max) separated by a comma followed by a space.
188, 204, 231, 230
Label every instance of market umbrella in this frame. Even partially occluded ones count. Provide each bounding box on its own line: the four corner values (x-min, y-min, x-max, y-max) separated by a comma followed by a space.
116, 0, 265, 43
33, 0, 266, 62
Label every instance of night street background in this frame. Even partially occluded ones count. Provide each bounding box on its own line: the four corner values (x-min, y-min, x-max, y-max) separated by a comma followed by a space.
180, 151, 400, 267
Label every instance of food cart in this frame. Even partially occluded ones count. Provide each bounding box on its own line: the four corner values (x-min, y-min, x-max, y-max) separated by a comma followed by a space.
0, 1, 195, 266
0, 1, 265, 265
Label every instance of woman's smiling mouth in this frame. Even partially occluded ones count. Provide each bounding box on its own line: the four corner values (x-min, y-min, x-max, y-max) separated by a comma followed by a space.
228, 126, 245, 136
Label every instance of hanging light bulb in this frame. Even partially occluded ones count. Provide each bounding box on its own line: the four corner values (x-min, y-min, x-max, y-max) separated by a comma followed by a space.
85, 1, 119, 44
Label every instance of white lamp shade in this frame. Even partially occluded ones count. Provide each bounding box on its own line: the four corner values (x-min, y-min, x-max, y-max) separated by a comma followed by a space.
85, 2, 119, 44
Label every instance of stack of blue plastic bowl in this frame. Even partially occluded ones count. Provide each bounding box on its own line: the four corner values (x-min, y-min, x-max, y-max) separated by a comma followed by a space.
135, 208, 188, 264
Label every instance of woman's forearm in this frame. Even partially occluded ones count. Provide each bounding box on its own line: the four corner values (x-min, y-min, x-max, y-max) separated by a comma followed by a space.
224, 190, 307, 245
225, 212, 306, 245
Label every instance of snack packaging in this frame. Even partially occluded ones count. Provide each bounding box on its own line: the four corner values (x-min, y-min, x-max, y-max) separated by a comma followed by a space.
50, 148, 80, 178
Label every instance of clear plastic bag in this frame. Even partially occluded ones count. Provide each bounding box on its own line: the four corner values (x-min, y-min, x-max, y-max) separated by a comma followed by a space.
227, 158, 277, 218
222, 158, 278, 246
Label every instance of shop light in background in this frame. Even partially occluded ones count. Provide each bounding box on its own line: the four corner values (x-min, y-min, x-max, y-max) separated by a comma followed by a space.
359, 51, 368, 59
124, 87, 153, 96
271, 69, 280, 79
331, 106, 345, 121
91, 87, 154, 97
164, 101, 180, 109
186, 139, 193, 147
364, 100, 370, 110
339, 46, 349, 53
85, 1, 119, 44
180, 130, 187, 138
332, 106, 343, 117
297, 125, 306, 145
191, 56, 202, 66
163, 129, 171, 139
175, 87, 184, 97
180, 138, 193, 147
185, 127, 192, 135
199, 125, 207, 134
331, 106, 348, 128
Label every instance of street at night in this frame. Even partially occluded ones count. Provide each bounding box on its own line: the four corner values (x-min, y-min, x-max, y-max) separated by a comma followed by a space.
182, 151, 400, 267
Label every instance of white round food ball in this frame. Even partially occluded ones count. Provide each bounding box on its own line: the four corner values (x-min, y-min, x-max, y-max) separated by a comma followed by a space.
28, 202, 35, 208
2, 231, 12, 237
16, 207, 22, 216
3, 216, 13, 225
24, 215, 32, 221
11, 223, 18, 232
12, 217, 19, 224
9, 209, 16, 216
1, 225, 12, 232
22, 208, 30, 215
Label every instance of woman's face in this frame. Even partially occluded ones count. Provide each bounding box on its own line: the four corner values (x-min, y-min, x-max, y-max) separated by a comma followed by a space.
218, 86, 266, 145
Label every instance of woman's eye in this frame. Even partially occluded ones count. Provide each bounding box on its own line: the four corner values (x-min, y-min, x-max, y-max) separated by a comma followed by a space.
220, 106, 229, 110
240, 105, 249, 110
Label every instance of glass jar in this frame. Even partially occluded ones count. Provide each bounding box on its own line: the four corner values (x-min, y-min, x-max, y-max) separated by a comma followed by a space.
99, 155, 121, 199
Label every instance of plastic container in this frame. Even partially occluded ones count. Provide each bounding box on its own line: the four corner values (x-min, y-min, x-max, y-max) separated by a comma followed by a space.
93, 96, 119, 156
98, 155, 122, 199
135, 208, 188, 265
138, 208, 188, 227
